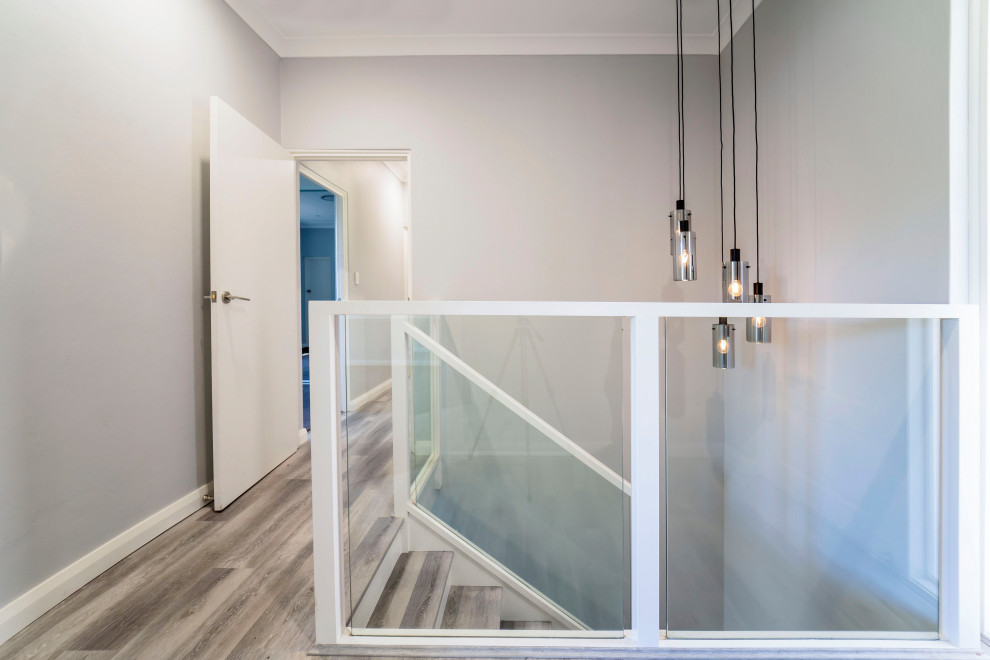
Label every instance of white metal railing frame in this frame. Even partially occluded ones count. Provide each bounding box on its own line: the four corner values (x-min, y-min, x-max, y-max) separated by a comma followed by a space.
308, 300, 980, 656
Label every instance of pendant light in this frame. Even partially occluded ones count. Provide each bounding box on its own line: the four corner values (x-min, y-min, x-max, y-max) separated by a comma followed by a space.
712, 317, 735, 369
669, 0, 696, 281
721, 0, 749, 303
745, 0, 772, 343
712, 0, 736, 370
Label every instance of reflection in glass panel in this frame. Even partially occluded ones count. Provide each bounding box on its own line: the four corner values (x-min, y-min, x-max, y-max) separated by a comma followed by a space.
341, 315, 400, 628
414, 348, 627, 630
342, 314, 629, 633
666, 318, 939, 634
410, 315, 629, 631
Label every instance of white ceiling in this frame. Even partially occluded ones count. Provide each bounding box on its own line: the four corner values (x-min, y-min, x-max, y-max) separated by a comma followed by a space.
225, 0, 757, 57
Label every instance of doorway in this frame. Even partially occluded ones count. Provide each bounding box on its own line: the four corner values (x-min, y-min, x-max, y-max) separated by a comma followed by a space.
297, 152, 410, 428
295, 156, 410, 425
298, 171, 345, 429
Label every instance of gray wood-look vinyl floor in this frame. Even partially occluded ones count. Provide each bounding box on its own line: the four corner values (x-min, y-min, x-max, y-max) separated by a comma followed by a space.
0, 390, 554, 660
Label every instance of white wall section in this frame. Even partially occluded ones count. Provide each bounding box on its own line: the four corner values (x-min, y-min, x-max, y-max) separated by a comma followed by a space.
0, 0, 280, 642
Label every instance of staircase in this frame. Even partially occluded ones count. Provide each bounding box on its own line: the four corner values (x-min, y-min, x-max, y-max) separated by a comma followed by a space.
366, 551, 552, 631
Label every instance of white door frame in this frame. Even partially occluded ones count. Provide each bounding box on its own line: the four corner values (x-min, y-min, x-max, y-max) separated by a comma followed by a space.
292, 150, 412, 301
297, 162, 351, 418
295, 151, 413, 418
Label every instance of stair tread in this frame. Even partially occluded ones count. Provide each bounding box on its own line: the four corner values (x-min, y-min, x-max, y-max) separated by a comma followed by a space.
440, 586, 502, 629
351, 516, 403, 609
500, 620, 553, 630
368, 551, 453, 629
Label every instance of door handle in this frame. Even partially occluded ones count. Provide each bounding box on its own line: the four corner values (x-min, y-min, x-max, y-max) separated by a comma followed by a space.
222, 291, 251, 304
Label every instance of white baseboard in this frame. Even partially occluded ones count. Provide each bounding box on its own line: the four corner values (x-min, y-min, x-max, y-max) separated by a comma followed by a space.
0, 482, 212, 646
348, 378, 392, 412
298, 427, 310, 446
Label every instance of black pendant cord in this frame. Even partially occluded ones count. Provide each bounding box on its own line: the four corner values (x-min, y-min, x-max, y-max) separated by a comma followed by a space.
675, 0, 686, 201
679, 0, 686, 200
728, 0, 737, 250
716, 0, 724, 262
751, 0, 760, 283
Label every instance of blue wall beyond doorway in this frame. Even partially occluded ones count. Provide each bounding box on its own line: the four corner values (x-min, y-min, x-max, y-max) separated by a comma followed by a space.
300, 227, 336, 348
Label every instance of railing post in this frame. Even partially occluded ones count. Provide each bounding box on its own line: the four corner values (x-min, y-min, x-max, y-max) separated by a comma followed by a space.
430, 315, 443, 490
940, 311, 980, 649
391, 316, 410, 517
310, 305, 344, 644
630, 315, 662, 646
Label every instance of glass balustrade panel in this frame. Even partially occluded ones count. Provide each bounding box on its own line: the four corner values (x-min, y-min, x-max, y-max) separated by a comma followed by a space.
665, 317, 940, 636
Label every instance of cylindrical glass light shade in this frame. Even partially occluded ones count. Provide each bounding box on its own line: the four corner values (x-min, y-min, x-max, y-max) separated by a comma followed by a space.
712, 317, 735, 369
669, 200, 691, 256
746, 282, 772, 343
722, 248, 750, 303
673, 220, 696, 281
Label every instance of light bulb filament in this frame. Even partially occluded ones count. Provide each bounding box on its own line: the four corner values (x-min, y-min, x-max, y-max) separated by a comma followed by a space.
728, 280, 742, 298
679, 251, 690, 266
718, 338, 729, 354
753, 316, 766, 328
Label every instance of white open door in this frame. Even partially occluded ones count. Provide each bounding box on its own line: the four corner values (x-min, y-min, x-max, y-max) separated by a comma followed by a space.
209, 97, 300, 510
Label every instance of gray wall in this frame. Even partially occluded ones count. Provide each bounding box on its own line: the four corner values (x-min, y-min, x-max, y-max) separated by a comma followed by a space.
706, 0, 948, 632
0, 0, 280, 611
721, 0, 950, 304
282, 55, 724, 303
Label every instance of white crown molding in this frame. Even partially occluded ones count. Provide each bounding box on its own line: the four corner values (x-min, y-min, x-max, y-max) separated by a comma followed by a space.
225, 0, 719, 57
274, 33, 717, 57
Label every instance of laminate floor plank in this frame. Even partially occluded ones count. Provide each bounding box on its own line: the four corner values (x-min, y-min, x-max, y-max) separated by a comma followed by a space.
223, 549, 315, 658
166, 515, 314, 659
351, 516, 403, 607
367, 551, 453, 630
106, 566, 253, 658
341, 392, 396, 622
441, 586, 502, 630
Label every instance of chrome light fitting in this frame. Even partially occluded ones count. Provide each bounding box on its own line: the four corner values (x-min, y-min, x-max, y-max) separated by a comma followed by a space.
711, 0, 731, 370
746, 282, 771, 343
721, 0, 748, 305
669, 0, 697, 282
722, 248, 749, 303
744, 0, 773, 344
712, 317, 735, 369
672, 204, 696, 281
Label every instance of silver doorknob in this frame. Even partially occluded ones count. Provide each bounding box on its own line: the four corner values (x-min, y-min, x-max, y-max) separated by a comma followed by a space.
222, 291, 251, 304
